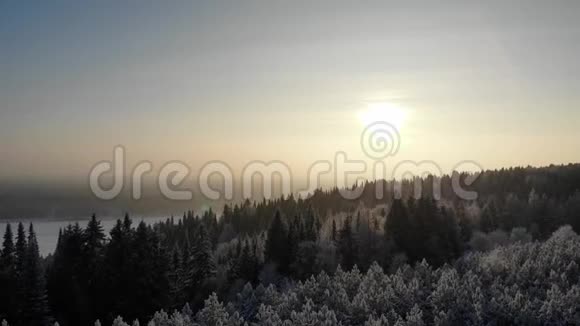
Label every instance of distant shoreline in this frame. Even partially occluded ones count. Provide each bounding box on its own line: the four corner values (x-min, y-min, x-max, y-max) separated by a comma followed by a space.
0, 215, 168, 223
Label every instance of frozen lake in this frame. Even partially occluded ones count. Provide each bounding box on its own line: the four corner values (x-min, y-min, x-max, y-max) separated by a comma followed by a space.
0, 216, 169, 256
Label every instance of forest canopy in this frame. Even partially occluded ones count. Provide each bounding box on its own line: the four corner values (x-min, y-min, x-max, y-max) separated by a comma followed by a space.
1, 164, 580, 325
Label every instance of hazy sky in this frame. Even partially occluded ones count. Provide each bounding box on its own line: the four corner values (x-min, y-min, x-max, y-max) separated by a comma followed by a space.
1, 1, 580, 184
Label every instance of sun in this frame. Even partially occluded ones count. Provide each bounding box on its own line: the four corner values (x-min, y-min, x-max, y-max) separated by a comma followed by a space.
357, 102, 407, 129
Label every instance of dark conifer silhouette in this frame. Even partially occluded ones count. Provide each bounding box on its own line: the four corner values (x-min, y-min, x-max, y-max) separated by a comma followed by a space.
0, 224, 17, 322
22, 224, 50, 325
264, 211, 290, 273
337, 215, 357, 270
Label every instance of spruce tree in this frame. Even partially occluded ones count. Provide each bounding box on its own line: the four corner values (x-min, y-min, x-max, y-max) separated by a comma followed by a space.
385, 199, 414, 258
84, 214, 105, 254
47, 223, 87, 325
101, 218, 133, 322
337, 215, 357, 270
22, 224, 50, 325
264, 211, 290, 273
191, 224, 216, 290
1, 224, 15, 268
129, 221, 169, 321
82, 215, 106, 323
480, 201, 498, 233
14, 222, 27, 321
0, 224, 17, 323
15, 223, 27, 277
168, 245, 186, 308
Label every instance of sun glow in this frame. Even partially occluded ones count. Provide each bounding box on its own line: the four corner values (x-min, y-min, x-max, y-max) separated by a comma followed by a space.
358, 102, 407, 129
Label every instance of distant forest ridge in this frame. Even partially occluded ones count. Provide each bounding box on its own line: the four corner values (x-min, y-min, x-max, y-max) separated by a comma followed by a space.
0, 162, 579, 219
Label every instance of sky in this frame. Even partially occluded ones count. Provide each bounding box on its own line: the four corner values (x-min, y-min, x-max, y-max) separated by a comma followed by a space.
1, 0, 580, 187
